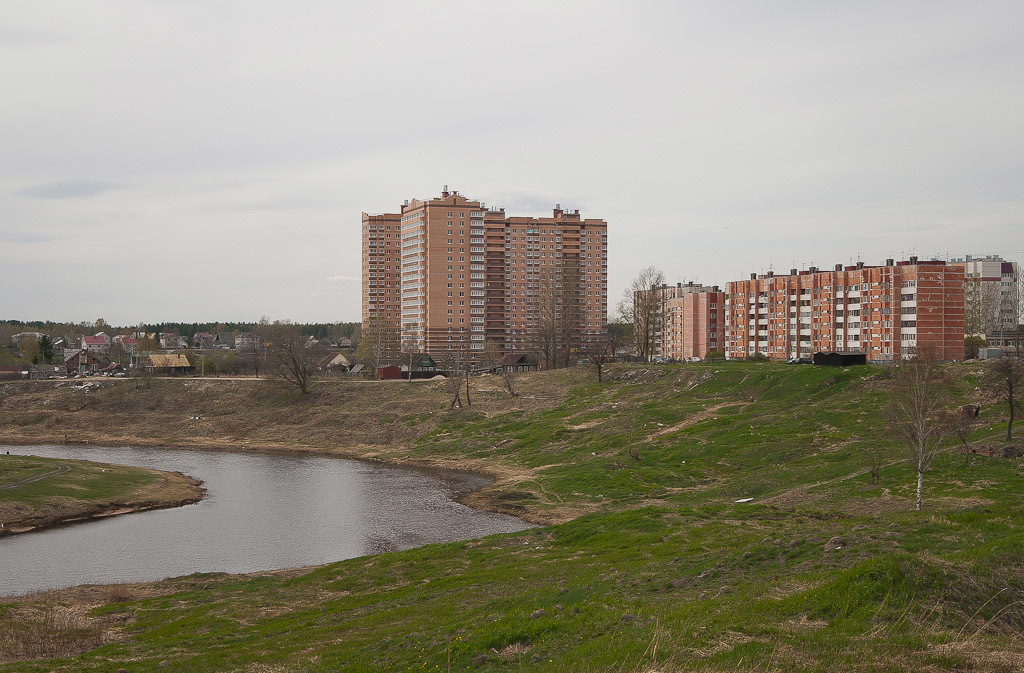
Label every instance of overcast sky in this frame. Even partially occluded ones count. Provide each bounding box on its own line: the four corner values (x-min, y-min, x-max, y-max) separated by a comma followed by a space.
3, 1, 1023, 326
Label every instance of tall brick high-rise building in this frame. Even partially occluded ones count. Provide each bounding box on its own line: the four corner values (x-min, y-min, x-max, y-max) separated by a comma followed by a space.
725, 258, 964, 362
361, 189, 608, 360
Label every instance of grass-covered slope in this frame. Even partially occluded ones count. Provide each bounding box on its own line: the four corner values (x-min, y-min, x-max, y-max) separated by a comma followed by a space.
0, 454, 204, 535
1, 362, 1023, 672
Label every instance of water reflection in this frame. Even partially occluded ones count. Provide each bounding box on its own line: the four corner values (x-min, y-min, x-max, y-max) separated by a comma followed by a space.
0, 444, 531, 596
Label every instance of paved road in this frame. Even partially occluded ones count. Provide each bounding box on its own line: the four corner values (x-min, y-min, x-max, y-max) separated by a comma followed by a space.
0, 461, 70, 491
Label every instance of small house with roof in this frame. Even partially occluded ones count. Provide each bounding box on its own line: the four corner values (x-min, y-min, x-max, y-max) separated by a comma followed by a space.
64, 349, 106, 374
317, 351, 351, 373
10, 332, 44, 347
81, 335, 109, 354
142, 353, 194, 376
235, 332, 259, 350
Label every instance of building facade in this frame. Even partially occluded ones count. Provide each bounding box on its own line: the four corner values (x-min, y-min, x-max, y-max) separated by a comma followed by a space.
725, 258, 964, 363
653, 282, 725, 361
361, 189, 608, 358
949, 254, 1019, 335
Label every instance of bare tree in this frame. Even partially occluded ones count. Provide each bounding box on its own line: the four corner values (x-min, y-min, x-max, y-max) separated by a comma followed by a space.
263, 323, 320, 394
998, 278, 1019, 336
531, 270, 561, 370
17, 336, 41, 363
251, 337, 262, 379
584, 323, 626, 383
987, 356, 1024, 441
558, 258, 583, 368
401, 332, 417, 382
964, 279, 1003, 336
356, 315, 398, 377
528, 260, 585, 370
1012, 271, 1024, 354
952, 404, 982, 462
498, 359, 517, 397
134, 331, 158, 390
108, 341, 131, 367
481, 339, 516, 397
440, 341, 472, 409
619, 266, 665, 363
888, 350, 953, 511
861, 444, 887, 485
205, 349, 238, 378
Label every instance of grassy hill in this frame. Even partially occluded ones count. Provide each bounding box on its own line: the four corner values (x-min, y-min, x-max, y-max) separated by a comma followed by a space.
0, 455, 204, 534
1, 362, 1022, 672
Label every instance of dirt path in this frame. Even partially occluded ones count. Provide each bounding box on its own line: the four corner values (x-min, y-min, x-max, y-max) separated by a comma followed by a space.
0, 461, 70, 491
644, 402, 746, 442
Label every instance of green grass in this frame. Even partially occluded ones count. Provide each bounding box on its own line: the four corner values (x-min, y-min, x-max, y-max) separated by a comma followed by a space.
0, 347, 28, 366
2, 361, 1023, 672
0, 455, 160, 508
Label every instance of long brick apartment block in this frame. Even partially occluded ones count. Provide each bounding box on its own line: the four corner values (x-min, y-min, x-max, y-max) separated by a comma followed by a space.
725, 257, 964, 363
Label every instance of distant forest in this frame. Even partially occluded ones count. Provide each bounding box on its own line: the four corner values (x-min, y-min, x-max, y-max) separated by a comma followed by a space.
0, 319, 361, 342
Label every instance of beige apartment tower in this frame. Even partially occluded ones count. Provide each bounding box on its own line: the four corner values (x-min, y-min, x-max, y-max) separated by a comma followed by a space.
653, 282, 726, 361
361, 189, 608, 360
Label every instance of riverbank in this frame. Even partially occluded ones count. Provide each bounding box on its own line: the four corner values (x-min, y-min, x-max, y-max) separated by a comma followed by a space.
2, 363, 1023, 672
0, 454, 205, 536
0, 373, 580, 524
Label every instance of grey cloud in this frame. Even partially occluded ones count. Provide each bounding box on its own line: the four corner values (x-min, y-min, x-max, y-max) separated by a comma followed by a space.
16, 180, 123, 200
0, 2, 1021, 324
483, 191, 585, 216
0, 230, 61, 244
309, 290, 353, 299
0, 25, 68, 49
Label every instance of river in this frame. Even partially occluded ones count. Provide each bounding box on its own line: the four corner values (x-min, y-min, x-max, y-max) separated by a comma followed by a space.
0, 444, 532, 597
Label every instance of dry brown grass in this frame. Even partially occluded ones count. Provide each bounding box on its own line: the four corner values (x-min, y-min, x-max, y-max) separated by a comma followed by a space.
0, 371, 582, 457
0, 603, 106, 663
104, 585, 135, 604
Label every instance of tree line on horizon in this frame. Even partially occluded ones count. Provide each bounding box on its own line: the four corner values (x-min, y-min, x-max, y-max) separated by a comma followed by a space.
0, 319, 361, 344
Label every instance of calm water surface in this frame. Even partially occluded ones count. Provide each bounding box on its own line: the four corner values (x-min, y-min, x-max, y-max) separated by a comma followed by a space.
0, 444, 532, 597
